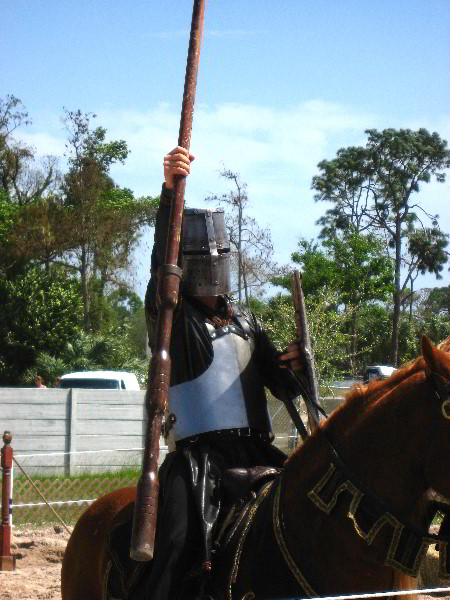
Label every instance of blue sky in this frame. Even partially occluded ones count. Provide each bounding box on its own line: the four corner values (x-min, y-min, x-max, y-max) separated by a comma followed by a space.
2, 0, 449, 298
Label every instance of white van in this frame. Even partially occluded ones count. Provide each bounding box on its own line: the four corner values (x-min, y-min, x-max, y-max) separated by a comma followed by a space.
59, 370, 140, 390
363, 365, 396, 384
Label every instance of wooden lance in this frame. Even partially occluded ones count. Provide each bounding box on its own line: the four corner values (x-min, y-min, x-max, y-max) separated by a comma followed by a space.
130, 0, 206, 561
292, 270, 321, 433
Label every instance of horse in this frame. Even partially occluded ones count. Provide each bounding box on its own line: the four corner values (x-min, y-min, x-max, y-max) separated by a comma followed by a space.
61, 335, 450, 599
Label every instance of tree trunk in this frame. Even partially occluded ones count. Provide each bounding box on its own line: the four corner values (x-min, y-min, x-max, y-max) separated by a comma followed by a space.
409, 278, 413, 323
238, 204, 242, 303
350, 309, 357, 375
95, 266, 108, 331
242, 258, 249, 308
390, 222, 402, 366
81, 245, 90, 332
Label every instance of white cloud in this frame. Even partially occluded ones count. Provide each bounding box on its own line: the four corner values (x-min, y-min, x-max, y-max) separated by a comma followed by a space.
16, 100, 450, 296
17, 131, 66, 158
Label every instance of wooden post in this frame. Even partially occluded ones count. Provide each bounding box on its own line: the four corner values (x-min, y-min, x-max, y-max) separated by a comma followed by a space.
0, 431, 15, 571
68, 389, 78, 477
292, 270, 321, 432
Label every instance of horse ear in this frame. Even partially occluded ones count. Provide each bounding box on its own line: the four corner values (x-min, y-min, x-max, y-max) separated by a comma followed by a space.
421, 334, 450, 378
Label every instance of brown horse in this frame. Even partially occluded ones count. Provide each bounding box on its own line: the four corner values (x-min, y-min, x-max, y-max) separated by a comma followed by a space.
61, 335, 450, 599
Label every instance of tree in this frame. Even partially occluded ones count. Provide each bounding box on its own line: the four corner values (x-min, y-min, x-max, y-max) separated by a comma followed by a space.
0, 95, 59, 206
421, 285, 450, 317
323, 231, 393, 371
289, 239, 338, 298
61, 109, 158, 331
0, 95, 31, 197
62, 109, 129, 330
6, 195, 76, 273
0, 96, 62, 278
0, 267, 83, 384
287, 232, 393, 373
257, 291, 349, 385
313, 128, 450, 365
0, 98, 156, 385
205, 168, 285, 304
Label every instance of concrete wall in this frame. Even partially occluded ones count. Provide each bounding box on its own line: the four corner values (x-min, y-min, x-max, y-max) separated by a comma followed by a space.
0, 388, 157, 475
0, 388, 345, 476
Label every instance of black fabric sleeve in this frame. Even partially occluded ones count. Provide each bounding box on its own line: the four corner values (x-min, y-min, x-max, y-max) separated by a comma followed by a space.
145, 184, 173, 349
144, 185, 214, 383
251, 312, 303, 404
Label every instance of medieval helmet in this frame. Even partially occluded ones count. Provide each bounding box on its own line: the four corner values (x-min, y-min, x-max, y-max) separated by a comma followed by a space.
182, 207, 230, 296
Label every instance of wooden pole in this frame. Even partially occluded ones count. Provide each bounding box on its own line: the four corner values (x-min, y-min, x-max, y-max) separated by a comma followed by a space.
130, 0, 206, 561
292, 270, 321, 433
0, 431, 15, 571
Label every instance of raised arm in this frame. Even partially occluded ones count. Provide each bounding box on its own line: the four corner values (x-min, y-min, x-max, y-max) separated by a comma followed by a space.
144, 147, 194, 344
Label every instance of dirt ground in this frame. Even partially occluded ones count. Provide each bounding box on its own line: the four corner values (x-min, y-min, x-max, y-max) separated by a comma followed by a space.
0, 526, 70, 600
0, 526, 448, 600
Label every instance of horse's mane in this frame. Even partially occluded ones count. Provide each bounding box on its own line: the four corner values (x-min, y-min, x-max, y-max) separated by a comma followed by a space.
345, 334, 450, 407
316, 336, 450, 432
438, 335, 450, 353
287, 336, 450, 463
345, 355, 424, 405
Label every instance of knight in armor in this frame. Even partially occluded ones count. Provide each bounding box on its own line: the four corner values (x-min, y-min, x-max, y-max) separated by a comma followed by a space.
136, 146, 306, 600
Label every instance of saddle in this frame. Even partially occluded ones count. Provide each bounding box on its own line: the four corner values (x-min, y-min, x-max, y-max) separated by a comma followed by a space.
221, 466, 280, 505
104, 466, 281, 600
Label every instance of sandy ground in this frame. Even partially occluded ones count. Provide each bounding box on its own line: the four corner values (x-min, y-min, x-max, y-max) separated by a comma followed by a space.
0, 526, 448, 600
0, 526, 70, 600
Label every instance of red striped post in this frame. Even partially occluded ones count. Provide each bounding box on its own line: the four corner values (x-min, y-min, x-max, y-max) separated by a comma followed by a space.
0, 431, 15, 571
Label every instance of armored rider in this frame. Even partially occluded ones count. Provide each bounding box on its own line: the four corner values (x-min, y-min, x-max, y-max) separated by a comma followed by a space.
138, 146, 305, 600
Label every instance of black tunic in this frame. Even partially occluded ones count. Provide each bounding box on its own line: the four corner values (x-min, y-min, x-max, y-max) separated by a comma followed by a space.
136, 185, 302, 600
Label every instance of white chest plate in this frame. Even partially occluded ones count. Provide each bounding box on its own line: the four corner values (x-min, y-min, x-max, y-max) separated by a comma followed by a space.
168, 323, 271, 441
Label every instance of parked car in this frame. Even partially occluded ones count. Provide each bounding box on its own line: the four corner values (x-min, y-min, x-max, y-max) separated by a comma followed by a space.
59, 370, 140, 390
363, 365, 396, 384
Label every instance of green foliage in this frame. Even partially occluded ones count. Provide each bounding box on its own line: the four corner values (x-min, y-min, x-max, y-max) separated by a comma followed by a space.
421, 314, 450, 345
291, 239, 339, 298
312, 127, 450, 364
254, 291, 349, 385
352, 304, 392, 367
0, 97, 155, 385
422, 286, 450, 317
281, 232, 394, 373
23, 328, 149, 388
0, 189, 19, 237
322, 231, 394, 306
21, 352, 67, 388
407, 227, 449, 279
0, 267, 83, 384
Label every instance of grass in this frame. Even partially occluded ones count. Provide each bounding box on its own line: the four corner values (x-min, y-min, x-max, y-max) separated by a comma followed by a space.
12, 468, 141, 526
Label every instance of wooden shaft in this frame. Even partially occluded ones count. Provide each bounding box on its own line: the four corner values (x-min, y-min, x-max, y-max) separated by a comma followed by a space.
130, 0, 206, 562
292, 271, 321, 432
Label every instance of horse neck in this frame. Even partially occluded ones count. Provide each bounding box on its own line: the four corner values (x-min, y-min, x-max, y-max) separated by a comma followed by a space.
289, 371, 432, 527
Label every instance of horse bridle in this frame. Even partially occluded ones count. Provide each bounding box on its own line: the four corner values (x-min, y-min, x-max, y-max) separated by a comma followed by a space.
306, 371, 450, 561
270, 371, 450, 588
227, 372, 450, 597
429, 371, 450, 419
